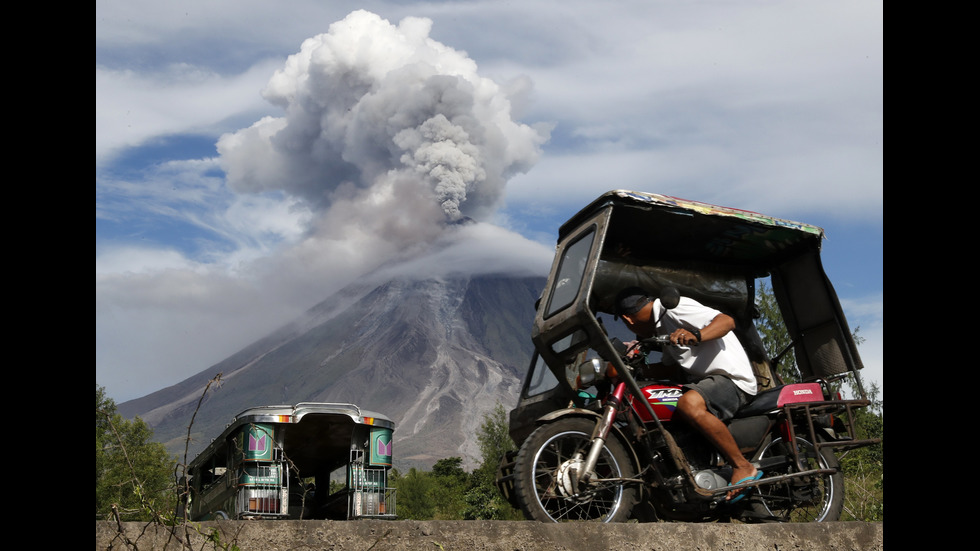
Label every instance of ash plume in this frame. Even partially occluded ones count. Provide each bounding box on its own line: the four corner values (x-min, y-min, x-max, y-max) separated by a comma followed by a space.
218, 9, 548, 238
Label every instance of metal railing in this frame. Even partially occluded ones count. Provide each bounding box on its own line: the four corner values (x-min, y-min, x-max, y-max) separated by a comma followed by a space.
348, 460, 396, 519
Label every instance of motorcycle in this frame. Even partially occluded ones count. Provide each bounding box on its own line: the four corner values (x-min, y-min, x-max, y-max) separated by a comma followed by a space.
509, 297, 866, 523
495, 190, 879, 523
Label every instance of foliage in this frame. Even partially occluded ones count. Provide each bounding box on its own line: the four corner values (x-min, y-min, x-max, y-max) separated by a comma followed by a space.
96, 384, 177, 521
387, 460, 471, 520
389, 403, 523, 520
753, 281, 883, 521
753, 280, 799, 383
464, 403, 523, 520
430, 457, 469, 519
431, 456, 468, 481
389, 467, 437, 520
839, 381, 884, 521
98, 374, 256, 550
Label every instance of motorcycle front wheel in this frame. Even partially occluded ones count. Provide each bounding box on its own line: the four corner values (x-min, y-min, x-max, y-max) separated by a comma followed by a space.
513, 417, 637, 522
754, 435, 844, 522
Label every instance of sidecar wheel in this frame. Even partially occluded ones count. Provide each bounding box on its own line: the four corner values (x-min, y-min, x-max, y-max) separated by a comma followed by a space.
513, 417, 636, 522
754, 435, 844, 522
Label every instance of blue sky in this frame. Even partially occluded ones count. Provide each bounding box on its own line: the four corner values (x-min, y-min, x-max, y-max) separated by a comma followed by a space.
96, 1, 882, 403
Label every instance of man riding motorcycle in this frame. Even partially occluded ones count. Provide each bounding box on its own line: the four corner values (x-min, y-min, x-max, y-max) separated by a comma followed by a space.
499, 190, 878, 523
614, 287, 762, 501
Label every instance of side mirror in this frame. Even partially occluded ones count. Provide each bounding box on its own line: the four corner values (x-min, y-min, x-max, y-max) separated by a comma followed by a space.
660, 287, 680, 310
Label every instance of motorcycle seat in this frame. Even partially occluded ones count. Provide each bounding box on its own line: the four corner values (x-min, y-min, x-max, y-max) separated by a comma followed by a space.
736, 385, 785, 417
737, 382, 825, 418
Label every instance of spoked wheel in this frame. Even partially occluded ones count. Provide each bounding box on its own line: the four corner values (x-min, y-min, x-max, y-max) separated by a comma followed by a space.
513, 417, 637, 522
755, 435, 844, 522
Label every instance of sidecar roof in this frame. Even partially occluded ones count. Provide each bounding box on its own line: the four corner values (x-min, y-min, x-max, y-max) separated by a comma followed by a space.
559, 190, 825, 273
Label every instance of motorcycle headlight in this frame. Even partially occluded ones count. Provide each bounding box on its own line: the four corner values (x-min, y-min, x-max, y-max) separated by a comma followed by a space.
576, 358, 603, 389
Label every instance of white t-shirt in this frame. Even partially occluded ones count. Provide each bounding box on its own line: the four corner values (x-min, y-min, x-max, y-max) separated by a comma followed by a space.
652, 297, 757, 395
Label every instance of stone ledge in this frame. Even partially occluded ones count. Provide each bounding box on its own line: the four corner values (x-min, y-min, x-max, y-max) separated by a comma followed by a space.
96, 519, 883, 550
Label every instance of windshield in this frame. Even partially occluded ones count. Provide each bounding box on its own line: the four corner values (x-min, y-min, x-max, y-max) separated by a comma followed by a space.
544, 228, 595, 318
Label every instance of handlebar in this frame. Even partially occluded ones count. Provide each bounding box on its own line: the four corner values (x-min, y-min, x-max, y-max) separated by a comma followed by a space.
639, 335, 671, 347
607, 335, 675, 364
605, 333, 696, 374
635, 334, 697, 354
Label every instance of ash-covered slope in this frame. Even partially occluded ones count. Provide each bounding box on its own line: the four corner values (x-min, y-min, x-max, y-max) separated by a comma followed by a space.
119, 274, 543, 470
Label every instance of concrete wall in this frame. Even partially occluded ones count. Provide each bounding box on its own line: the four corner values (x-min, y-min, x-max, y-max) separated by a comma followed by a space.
97, 520, 883, 550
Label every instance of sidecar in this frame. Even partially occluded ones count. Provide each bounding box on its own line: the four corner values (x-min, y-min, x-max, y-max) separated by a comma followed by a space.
177, 402, 396, 521
502, 189, 870, 452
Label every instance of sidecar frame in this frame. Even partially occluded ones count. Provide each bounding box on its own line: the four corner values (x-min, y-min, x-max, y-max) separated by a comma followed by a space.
177, 402, 397, 521
508, 190, 868, 446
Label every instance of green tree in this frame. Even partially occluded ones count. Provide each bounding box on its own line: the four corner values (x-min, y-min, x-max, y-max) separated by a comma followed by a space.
754, 280, 799, 383
388, 405, 524, 520
429, 456, 468, 519
390, 467, 436, 519
96, 385, 177, 521
463, 403, 522, 520
431, 456, 468, 482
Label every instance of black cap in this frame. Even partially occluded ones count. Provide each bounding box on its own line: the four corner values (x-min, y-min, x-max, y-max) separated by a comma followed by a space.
614, 287, 651, 318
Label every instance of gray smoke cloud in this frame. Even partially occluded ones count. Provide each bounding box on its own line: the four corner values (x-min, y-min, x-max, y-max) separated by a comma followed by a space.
218, 10, 548, 235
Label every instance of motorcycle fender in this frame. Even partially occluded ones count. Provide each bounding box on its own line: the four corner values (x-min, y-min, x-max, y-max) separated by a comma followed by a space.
535, 407, 601, 425
532, 408, 643, 487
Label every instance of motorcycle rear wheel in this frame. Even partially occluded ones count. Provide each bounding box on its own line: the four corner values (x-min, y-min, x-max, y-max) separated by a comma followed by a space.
754, 435, 844, 522
513, 417, 637, 522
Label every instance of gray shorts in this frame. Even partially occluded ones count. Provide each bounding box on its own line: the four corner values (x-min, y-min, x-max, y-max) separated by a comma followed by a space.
683, 374, 750, 422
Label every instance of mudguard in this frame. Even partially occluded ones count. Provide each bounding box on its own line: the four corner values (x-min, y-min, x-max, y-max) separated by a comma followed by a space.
532, 408, 643, 484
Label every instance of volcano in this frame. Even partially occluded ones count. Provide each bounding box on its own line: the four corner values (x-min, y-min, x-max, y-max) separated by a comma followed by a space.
118, 273, 545, 470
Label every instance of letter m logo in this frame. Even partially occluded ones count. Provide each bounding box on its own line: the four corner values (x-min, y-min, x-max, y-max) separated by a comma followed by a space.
377, 437, 392, 456
249, 433, 267, 452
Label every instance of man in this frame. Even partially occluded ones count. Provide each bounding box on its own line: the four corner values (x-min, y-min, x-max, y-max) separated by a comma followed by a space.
615, 287, 761, 500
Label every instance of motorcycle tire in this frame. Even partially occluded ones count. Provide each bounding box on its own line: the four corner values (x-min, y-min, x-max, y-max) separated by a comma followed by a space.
513, 417, 637, 522
752, 435, 844, 522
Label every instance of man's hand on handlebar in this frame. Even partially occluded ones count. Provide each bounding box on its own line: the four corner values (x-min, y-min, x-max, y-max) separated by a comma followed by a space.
623, 340, 643, 359
669, 328, 700, 347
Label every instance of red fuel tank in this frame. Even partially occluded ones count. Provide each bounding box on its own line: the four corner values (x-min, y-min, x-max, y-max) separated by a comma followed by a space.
628, 383, 684, 422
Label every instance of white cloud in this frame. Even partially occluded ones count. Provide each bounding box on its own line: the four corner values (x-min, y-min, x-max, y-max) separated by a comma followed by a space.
856, 324, 883, 398
96, 60, 282, 164
96, 220, 552, 401
95, 246, 198, 276
839, 292, 883, 393
492, 2, 882, 222
96, 265, 302, 400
